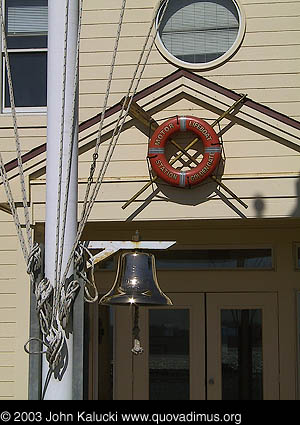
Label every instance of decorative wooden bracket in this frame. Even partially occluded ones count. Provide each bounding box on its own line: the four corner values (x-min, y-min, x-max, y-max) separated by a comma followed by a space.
86, 238, 176, 268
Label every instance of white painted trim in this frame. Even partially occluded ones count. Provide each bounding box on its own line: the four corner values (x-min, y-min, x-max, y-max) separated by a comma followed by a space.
153, 0, 246, 71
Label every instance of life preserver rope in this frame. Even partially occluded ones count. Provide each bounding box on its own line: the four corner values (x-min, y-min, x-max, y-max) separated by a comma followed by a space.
148, 116, 221, 187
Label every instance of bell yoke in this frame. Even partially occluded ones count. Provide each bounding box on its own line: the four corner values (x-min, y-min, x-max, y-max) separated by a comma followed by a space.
148, 116, 221, 187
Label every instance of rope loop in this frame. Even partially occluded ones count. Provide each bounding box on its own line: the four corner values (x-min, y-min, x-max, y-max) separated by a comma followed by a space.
58, 278, 80, 329
24, 337, 49, 355
34, 278, 53, 336
75, 241, 99, 303
45, 328, 65, 372
27, 243, 42, 280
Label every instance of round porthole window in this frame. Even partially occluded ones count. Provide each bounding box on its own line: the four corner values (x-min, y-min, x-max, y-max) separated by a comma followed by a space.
155, 0, 246, 70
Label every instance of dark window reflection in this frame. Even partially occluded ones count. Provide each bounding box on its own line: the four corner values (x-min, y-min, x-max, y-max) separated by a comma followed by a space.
4, 52, 47, 108
221, 309, 263, 400
99, 249, 273, 271
149, 309, 189, 400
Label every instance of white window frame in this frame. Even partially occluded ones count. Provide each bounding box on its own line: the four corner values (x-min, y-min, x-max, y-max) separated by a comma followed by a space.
1, 0, 47, 114
154, 0, 246, 71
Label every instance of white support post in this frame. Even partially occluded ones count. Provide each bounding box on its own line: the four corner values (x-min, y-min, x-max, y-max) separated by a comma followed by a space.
44, 0, 79, 400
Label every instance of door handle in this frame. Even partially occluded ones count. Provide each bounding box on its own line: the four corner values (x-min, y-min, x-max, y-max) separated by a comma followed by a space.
208, 378, 215, 385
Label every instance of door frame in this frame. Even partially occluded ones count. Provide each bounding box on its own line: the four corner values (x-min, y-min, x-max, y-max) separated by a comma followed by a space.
134, 293, 206, 400
113, 291, 279, 400
206, 292, 279, 400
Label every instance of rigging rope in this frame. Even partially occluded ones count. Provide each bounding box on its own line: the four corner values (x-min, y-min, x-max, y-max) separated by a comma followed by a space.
0, 154, 28, 261
54, 0, 70, 302
57, 0, 84, 287
0, 4, 33, 260
0, 0, 171, 398
60, 0, 171, 288
80, 0, 127, 220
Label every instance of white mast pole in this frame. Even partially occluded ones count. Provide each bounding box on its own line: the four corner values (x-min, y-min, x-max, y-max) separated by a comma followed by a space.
44, 0, 79, 400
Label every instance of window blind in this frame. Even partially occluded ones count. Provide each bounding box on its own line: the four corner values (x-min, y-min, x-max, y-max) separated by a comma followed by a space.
7, 0, 48, 35
159, 0, 239, 63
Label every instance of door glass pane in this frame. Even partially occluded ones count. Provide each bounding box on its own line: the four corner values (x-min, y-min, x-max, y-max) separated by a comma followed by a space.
221, 309, 263, 400
98, 306, 114, 400
149, 309, 189, 400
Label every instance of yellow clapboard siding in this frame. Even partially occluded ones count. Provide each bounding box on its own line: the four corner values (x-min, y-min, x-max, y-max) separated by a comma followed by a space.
33, 191, 300, 223
31, 173, 300, 204
79, 73, 300, 95
0, 309, 16, 323
0, 381, 14, 397
78, 125, 278, 145
0, 114, 46, 128
207, 74, 300, 90
0, 281, 17, 294
0, 324, 16, 338
0, 367, 14, 381
79, 81, 300, 105
0, 267, 16, 281
77, 139, 297, 163
246, 16, 300, 32
76, 154, 300, 179
0, 295, 16, 308
81, 16, 300, 38
0, 251, 17, 265
80, 31, 300, 54
0, 223, 20, 237
83, 0, 156, 10
0, 128, 46, 138
79, 59, 300, 82
78, 107, 300, 127
79, 90, 300, 111
31, 172, 300, 202
74, 197, 300, 221
0, 353, 15, 367
82, 8, 153, 25
0, 338, 16, 352
79, 45, 300, 69
0, 137, 46, 153
0, 238, 18, 251
223, 156, 300, 176
81, 2, 300, 23
245, 2, 300, 18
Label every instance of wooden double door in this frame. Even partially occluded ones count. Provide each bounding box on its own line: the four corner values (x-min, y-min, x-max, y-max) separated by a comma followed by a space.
112, 292, 279, 400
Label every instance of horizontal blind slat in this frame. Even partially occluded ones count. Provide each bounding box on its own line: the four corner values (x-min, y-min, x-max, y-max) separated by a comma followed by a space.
160, 0, 239, 63
7, 1, 48, 34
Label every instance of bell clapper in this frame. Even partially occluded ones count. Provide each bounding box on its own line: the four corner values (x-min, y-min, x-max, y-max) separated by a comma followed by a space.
131, 305, 144, 355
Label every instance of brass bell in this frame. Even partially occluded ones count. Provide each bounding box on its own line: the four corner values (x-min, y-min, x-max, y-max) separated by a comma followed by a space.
99, 251, 172, 306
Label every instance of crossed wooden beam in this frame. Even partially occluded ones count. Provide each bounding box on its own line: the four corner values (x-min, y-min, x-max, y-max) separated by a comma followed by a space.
122, 95, 248, 210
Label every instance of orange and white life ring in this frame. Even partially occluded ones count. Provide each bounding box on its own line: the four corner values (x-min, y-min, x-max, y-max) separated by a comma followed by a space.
148, 116, 221, 187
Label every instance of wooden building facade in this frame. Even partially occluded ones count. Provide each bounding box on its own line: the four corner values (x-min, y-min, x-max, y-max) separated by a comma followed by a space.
0, 0, 300, 399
